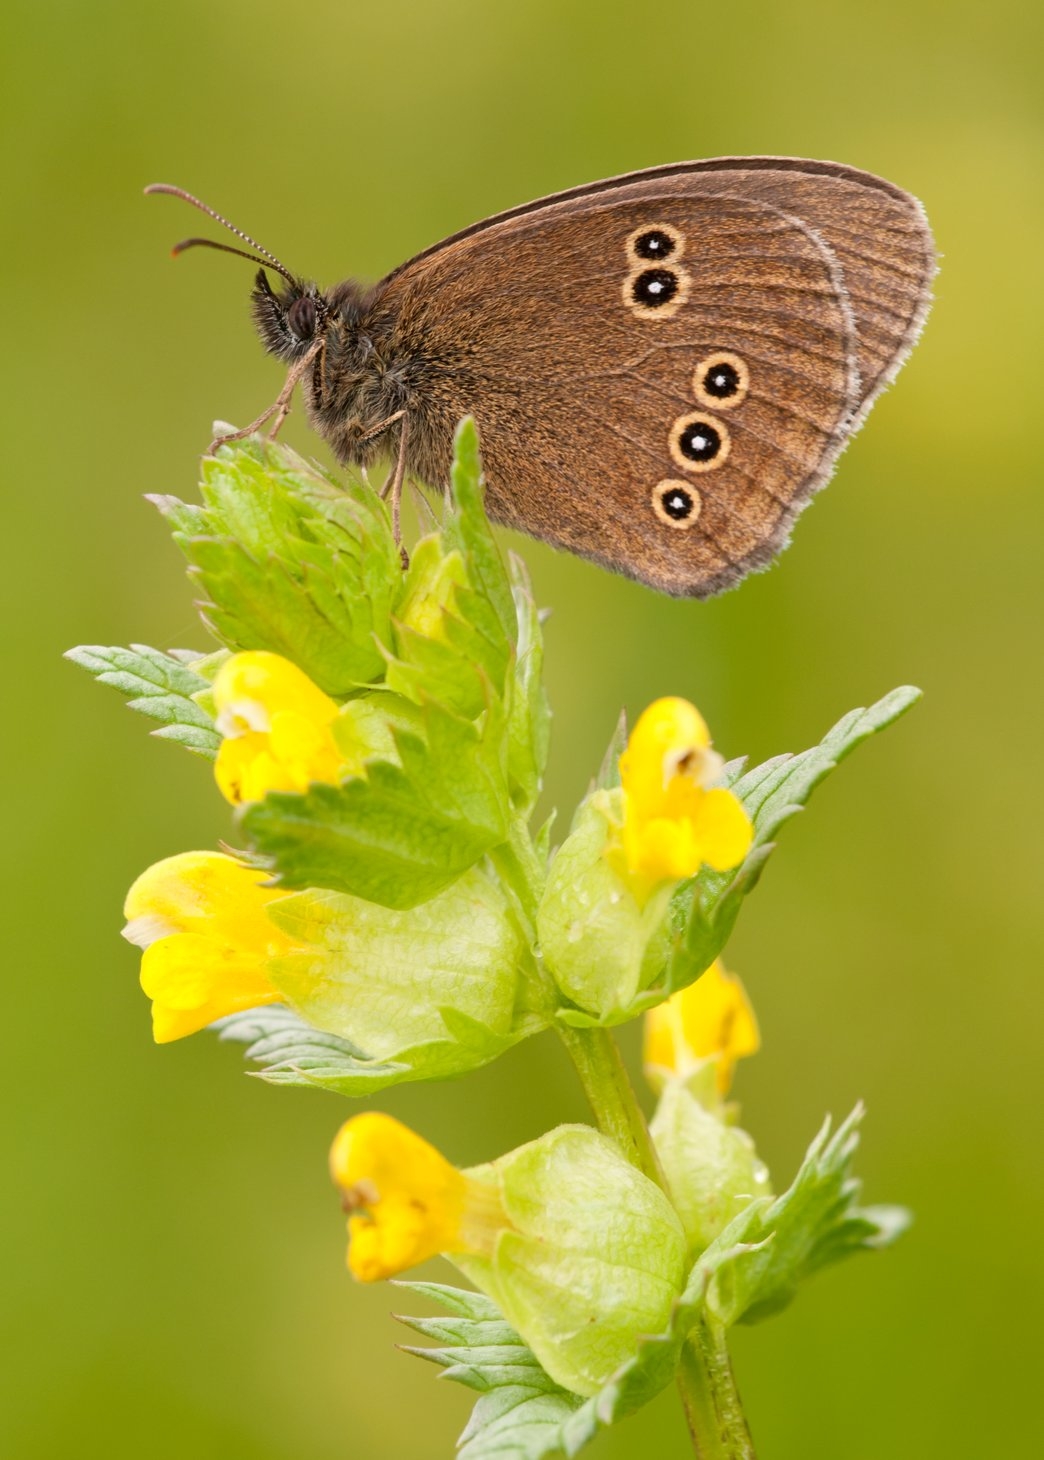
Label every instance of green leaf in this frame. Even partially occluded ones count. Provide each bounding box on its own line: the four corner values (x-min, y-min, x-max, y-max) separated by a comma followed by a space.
387, 420, 517, 727
441, 417, 517, 648
507, 553, 551, 814
663, 685, 922, 994
65, 643, 221, 758
395, 1282, 593, 1460
151, 437, 402, 695
594, 712, 628, 794
214, 1005, 524, 1094
238, 697, 510, 908
694, 1104, 910, 1325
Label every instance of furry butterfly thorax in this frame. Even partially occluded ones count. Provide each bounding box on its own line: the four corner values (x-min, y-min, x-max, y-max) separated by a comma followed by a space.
147, 158, 935, 597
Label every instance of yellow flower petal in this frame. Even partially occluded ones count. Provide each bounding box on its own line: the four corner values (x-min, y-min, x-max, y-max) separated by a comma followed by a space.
212, 651, 345, 805
140, 933, 280, 1043
214, 651, 339, 732
614, 696, 747, 890
644, 960, 760, 1095
330, 1114, 469, 1282
620, 698, 711, 824
123, 851, 292, 1043
624, 816, 700, 883
690, 787, 753, 871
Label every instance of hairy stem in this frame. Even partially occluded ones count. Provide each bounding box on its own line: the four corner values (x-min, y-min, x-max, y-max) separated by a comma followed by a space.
677, 1320, 755, 1459
555, 1023, 667, 1193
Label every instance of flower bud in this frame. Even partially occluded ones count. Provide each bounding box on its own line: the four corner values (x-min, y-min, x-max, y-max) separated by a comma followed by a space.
644, 960, 760, 1096
394, 536, 468, 643
537, 701, 752, 1019
329, 1116, 686, 1398
645, 963, 769, 1254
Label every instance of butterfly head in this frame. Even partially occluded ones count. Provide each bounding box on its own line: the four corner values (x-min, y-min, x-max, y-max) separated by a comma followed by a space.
250, 269, 330, 363
146, 182, 342, 364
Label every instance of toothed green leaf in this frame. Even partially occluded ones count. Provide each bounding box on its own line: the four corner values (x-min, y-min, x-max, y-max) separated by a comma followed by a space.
151, 436, 402, 695
215, 1004, 527, 1094
664, 685, 922, 993
65, 643, 220, 758
237, 697, 511, 908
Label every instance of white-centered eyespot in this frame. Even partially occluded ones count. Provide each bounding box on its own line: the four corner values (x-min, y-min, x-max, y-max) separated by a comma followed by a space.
652, 478, 702, 529
691, 351, 749, 411
668, 411, 731, 473
625, 222, 686, 266
623, 264, 691, 321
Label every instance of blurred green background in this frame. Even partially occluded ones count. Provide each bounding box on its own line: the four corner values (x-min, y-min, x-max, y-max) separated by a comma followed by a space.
3, 1, 1042, 1455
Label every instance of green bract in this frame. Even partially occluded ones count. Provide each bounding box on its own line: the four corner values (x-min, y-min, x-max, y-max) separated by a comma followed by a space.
454, 1125, 687, 1398
537, 792, 671, 1019
401, 1107, 907, 1459
266, 867, 531, 1070
650, 1067, 770, 1257
151, 435, 401, 694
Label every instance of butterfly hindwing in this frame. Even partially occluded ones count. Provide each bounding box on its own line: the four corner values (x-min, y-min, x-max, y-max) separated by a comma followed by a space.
383, 180, 863, 594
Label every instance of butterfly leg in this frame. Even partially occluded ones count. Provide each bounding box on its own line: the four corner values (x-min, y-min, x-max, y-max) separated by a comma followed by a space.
208, 338, 323, 453
359, 409, 410, 541
381, 414, 411, 566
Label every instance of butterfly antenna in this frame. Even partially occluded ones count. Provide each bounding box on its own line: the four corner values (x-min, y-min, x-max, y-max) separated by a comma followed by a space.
144, 183, 297, 285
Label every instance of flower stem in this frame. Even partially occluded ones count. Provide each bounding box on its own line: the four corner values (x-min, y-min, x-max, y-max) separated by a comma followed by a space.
555, 1022, 666, 1192
557, 1021, 754, 1459
677, 1320, 755, 1459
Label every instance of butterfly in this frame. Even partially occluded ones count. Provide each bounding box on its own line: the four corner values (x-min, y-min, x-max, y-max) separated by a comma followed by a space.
147, 158, 935, 597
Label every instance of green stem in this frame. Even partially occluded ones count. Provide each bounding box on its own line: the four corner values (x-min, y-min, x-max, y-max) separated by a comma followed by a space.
677, 1320, 755, 1459
556, 1022, 754, 1459
555, 1022, 666, 1191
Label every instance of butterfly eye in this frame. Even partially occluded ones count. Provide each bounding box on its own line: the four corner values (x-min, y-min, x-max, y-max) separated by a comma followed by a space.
652, 479, 701, 529
669, 412, 731, 473
626, 222, 684, 265
692, 351, 749, 411
287, 295, 318, 341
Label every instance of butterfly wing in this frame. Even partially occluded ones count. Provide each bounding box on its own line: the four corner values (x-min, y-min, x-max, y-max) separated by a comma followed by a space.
378, 160, 934, 596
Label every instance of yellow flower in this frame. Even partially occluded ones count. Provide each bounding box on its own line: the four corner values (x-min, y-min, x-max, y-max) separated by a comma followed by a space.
329, 1117, 687, 1397
123, 851, 294, 1043
643, 960, 760, 1096
329, 1113, 505, 1282
213, 651, 346, 804
618, 697, 752, 887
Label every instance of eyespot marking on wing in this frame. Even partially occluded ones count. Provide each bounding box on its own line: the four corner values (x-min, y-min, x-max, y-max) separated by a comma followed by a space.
692, 351, 749, 411
622, 264, 692, 320
625, 222, 686, 265
669, 412, 730, 472
651, 478, 701, 528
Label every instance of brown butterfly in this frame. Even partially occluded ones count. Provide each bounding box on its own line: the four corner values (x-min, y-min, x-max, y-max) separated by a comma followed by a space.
147, 158, 934, 597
